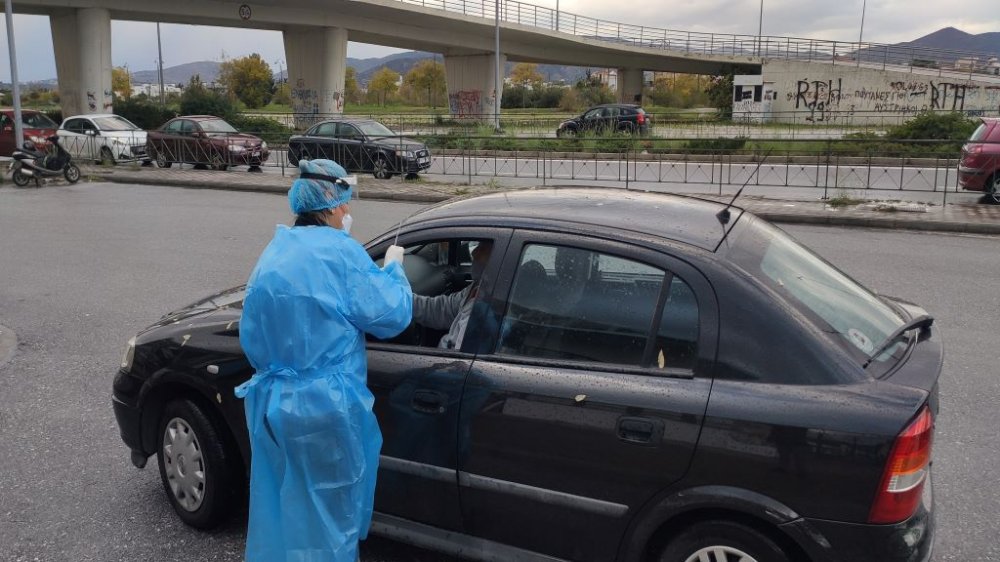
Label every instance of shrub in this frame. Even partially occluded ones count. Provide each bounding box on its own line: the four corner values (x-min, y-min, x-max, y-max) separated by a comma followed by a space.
685, 137, 748, 153
884, 111, 977, 142
113, 97, 175, 130
229, 115, 294, 145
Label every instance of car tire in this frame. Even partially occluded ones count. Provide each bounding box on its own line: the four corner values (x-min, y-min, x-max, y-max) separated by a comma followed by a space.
287, 151, 299, 167
373, 156, 394, 180
156, 399, 242, 530
657, 520, 790, 562
404, 172, 420, 181
99, 147, 116, 166
153, 149, 172, 169
986, 174, 1000, 205
210, 154, 229, 172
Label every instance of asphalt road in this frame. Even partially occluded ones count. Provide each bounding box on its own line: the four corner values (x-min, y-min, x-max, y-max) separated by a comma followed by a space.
0, 182, 997, 561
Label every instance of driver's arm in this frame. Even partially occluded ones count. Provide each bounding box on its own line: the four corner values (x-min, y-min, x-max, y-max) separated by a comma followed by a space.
413, 286, 470, 331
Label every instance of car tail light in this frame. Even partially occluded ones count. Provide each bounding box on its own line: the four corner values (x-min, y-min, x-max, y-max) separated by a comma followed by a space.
637, 112, 646, 125
869, 406, 933, 524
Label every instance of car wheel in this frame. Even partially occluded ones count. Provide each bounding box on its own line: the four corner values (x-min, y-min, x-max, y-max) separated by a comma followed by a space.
404, 172, 420, 181
63, 164, 81, 184
373, 156, 394, 180
986, 174, 1000, 205
12, 169, 30, 187
210, 154, 229, 172
658, 520, 790, 562
154, 150, 172, 169
156, 399, 242, 530
99, 147, 116, 166
287, 151, 299, 167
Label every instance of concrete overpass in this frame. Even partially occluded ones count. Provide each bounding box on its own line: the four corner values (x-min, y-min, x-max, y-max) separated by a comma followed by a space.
4, 0, 1000, 123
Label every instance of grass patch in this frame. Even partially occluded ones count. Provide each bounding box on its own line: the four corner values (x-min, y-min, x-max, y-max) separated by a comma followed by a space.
826, 193, 867, 207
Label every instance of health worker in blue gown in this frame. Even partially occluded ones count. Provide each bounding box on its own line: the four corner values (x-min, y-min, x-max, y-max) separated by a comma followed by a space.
235, 159, 413, 562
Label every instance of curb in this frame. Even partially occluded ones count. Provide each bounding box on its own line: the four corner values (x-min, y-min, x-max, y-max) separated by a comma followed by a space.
92, 173, 454, 204
87, 173, 1000, 236
0, 324, 17, 371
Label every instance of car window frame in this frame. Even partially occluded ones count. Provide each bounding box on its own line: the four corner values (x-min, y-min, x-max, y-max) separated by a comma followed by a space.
337, 123, 363, 140
314, 122, 337, 137
364, 226, 515, 358
485, 228, 718, 380
163, 119, 182, 134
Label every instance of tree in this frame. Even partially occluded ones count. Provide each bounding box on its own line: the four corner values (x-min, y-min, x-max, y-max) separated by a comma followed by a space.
112, 67, 132, 100
369, 67, 400, 107
402, 60, 446, 107
218, 53, 274, 109
180, 75, 237, 118
272, 83, 292, 106
706, 73, 734, 120
344, 67, 362, 105
509, 63, 543, 89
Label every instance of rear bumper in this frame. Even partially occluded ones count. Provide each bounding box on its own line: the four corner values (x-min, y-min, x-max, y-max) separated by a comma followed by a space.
783, 474, 934, 562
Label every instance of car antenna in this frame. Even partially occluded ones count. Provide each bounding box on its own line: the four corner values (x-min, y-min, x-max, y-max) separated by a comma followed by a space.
716, 148, 773, 226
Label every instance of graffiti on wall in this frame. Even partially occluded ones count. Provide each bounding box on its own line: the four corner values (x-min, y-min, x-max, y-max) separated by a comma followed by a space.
785, 75, 1000, 122
449, 90, 483, 118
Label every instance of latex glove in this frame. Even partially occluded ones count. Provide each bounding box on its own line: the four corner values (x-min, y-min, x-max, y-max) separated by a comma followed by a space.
384, 245, 405, 267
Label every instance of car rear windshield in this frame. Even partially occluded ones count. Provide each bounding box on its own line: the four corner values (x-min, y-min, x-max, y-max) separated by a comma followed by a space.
94, 116, 139, 131
969, 122, 990, 142
728, 219, 907, 363
356, 121, 395, 137
23, 113, 57, 129
200, 119, 239, 134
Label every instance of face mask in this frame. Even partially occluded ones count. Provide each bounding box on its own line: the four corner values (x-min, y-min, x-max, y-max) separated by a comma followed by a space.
341, 213, 353, 235
471, 260, 486, 282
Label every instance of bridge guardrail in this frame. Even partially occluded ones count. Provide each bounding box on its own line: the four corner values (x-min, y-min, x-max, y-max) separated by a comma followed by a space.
394, 0, 1000, 77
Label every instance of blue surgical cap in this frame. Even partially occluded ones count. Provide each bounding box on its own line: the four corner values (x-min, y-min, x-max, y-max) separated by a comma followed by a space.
288, 159, 352, 214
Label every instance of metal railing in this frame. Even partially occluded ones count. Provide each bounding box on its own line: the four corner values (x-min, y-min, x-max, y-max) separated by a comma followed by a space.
390, 0, 1000, 76
70, 128, 997, 205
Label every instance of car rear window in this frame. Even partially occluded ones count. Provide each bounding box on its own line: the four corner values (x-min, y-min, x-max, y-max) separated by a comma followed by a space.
969, 122, 991, 142
727, 219, 907, 364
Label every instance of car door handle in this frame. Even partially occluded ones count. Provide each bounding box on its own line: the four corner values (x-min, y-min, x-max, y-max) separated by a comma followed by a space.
411, 390, 447, 415
617, 417, 663, 445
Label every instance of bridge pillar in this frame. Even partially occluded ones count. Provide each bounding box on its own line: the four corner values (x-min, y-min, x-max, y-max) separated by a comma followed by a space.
617, 68, 644, 105
51, 8, 113, 117
444, 53, 506, 120
283, 26, 348, 128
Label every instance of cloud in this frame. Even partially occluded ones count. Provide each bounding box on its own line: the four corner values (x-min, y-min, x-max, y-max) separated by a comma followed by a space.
1, 1, 998, 83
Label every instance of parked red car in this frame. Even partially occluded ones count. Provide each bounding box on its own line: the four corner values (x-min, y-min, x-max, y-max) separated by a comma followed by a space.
145, 115, 269, 171
0, 109, 59, 156
959, 117, 1000, 203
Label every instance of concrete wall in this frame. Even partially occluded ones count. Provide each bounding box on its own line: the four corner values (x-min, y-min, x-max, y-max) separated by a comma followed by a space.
617, 69, 643, 105
50, 8, 113, 117
763, 60, 1000, 125
444, 53, 506, 119
283, 26, 348, 128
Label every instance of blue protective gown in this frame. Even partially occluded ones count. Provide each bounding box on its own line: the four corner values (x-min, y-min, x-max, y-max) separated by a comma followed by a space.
235, 225, 412, 562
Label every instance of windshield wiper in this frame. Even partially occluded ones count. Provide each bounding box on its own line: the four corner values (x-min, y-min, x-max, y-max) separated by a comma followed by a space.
863, 314, 934, 369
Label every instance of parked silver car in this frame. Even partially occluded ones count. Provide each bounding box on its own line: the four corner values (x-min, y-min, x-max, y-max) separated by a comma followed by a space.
58, 114, 148, 164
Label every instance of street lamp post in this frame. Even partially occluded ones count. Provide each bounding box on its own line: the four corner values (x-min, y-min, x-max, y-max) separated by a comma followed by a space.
858, 0, 867, 65
5, 0, 24, 151
757, 0, 764, 56
156, 22, 166, 105
494, 0, 501, 131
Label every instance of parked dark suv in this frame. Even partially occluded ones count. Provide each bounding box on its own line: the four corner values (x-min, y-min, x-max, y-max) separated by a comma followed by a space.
287, 118, 431, 179
146, 115, 269, 171
112, 189, 939, 562
556, 104, 650, 137
959, 117, 1000, 203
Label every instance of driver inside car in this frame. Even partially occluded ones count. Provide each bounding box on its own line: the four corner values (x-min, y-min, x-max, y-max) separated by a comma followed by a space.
412, 240, 492, 350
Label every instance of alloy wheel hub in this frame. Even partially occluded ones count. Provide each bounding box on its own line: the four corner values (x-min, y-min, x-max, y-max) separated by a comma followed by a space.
684, 546, 758, 562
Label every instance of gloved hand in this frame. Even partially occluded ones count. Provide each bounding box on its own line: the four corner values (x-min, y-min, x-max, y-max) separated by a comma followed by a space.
384, 245, 405, 267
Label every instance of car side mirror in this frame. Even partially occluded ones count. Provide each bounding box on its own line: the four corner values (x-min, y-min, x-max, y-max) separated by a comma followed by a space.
85, 129, 97, 136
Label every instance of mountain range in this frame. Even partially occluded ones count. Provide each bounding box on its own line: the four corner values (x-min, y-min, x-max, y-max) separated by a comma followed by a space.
895, 27, 1000, 55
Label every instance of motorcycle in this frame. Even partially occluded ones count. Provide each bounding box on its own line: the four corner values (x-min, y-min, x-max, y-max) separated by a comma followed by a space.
8, 135, 81, 187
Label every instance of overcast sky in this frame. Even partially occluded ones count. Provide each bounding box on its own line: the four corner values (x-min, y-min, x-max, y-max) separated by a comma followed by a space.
2, 0, 999, 82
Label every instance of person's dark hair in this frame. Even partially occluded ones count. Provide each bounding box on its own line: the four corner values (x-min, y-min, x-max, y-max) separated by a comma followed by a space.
294, 209, 331, 227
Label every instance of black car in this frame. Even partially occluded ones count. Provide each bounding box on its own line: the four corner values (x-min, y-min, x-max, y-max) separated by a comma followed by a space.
287, 118, 431, 179
112, 189, 939, 562
556, 104, 650, 137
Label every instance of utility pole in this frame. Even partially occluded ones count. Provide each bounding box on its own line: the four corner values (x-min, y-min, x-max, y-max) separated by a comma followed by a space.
494, 0, 501, 131
556, 0, 559, 32
5, 0, 24, 150
858, 0, 867, 66
757, 0, 764, 56
156, 22, 166, 105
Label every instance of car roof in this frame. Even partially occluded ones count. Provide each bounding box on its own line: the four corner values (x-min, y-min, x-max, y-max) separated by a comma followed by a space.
312, 118, 377, 125
176, 115, 226, 121
1, 108, 44, 115
64, 113, 119, 119
408, 188, 742, 252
